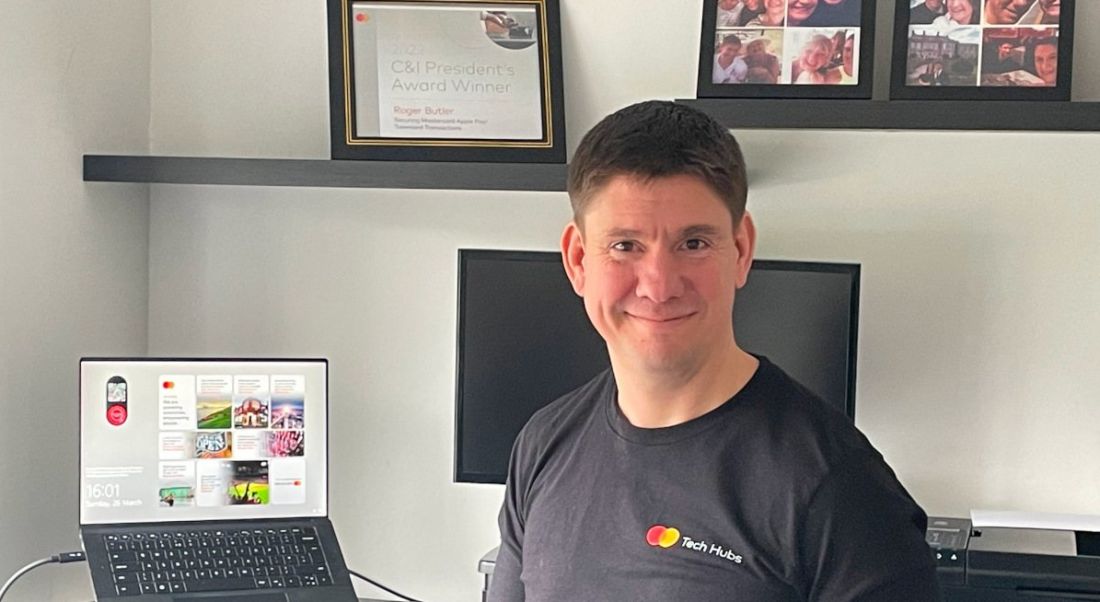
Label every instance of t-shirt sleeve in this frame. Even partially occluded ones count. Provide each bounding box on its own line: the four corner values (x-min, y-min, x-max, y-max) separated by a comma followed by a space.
486, 427, 534, 602
797, 451, 943, 602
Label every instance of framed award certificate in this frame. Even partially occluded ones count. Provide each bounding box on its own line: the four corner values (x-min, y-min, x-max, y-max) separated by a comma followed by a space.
328, 0, 566, 163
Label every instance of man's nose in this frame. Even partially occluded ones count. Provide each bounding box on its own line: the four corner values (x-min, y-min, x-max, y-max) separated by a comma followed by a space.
634, 250, 685, 303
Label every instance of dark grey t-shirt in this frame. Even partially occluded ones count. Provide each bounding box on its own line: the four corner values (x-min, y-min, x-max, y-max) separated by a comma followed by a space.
489, 358, 940, 601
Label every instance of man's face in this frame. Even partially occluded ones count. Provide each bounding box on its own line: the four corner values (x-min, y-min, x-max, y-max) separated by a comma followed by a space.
563, 174, 754, 376
719, 0, 740, 10
925, 0, 943, 10
719, 41, 741, 60
998, 42, 1013, 60
984, 0, 1034, 24
1039, 0, 1060, 18
743, 0, 762, 10
788, 0, 819, 24
1034, 43, 1057, 85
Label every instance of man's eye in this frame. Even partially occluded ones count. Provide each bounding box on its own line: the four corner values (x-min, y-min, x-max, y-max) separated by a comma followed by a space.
611, 241, 636, 252
683, 239, 710, 251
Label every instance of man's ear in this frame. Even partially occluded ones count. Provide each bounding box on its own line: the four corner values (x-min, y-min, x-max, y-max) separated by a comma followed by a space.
733, 211, 756, 289
561, 221, 586, 296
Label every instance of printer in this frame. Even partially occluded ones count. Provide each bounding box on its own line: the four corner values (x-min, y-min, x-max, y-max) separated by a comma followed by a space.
928, 516, 1100, 600
478, 517, 1100, 601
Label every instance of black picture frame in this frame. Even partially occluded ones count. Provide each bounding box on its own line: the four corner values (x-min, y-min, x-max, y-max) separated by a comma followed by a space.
327, 0, 566, 163
890, 0, 1074, 101
696, 0, 877, 99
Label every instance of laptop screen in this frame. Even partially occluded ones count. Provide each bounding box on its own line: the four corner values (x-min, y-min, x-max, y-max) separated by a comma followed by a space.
79, 358, 328, 526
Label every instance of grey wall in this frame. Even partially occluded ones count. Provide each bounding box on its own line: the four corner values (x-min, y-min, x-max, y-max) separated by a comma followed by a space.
0, 2, 151, 600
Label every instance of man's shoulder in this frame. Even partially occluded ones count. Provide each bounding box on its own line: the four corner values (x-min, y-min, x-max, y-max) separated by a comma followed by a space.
748, 358, 874, 464
517, 368, 613, 444
910, 4, 939, 21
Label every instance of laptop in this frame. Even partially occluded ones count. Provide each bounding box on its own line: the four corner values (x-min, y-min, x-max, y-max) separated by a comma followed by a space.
79, 358, 357, 601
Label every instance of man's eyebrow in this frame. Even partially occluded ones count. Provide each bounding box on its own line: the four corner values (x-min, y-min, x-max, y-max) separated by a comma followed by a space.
601, 227, 643, 240
597, 225, 726, 239
681, 225, 724, 238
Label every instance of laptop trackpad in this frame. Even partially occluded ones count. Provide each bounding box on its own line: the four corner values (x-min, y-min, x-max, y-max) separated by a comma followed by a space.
174, 593, 288, 602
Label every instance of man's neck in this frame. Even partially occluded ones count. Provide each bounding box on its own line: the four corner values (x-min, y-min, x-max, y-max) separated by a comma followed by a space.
612, 346, 759, 429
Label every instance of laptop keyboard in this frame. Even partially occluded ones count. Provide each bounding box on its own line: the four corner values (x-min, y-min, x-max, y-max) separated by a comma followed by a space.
103, 526, 333, 596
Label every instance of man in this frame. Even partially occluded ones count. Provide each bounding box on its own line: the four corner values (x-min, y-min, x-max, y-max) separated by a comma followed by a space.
717, 0, 744, 27
713, 35, 748, 84
786, 0, 819, 26
983, 0, 1036, 24
910, 0, 946, 25
746, 0, 787, 26
838, 34, 857, 84
1019, 0, 1060, 24
737, 0, 764, 25
488, 101, 940, 601
983, 40, 1019, 74
803, 0, 860, 27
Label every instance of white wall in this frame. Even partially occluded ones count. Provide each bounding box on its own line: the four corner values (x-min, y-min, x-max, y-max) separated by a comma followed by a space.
0, 2, 151, 601
143, 1, 1100, 601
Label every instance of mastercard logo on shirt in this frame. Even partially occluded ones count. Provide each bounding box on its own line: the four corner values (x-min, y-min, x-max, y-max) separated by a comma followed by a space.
646, 525, 681, 548
645, 524, 744, 564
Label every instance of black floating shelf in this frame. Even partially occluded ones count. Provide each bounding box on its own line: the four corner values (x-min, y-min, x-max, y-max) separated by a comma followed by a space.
83, 155, 568, 191
679, 99, 1100, 131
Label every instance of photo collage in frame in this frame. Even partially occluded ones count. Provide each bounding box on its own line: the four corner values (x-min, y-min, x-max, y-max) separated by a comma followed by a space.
698, 0, 876, 99
891, 0, 1073, 100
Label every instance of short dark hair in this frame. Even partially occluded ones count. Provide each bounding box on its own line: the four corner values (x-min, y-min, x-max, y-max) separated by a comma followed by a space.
567, 100, 748, 227
721, 35, 743, 47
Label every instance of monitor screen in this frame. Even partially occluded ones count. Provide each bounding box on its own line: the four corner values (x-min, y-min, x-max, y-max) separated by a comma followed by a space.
454, 250, 860, 485
79, 358, 328, 525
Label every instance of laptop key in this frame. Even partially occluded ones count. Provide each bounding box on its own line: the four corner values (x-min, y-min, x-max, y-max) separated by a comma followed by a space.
115, 583, 139, 596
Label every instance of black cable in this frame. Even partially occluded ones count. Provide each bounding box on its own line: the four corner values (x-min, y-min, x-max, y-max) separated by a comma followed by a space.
0, 551, 85, 601
348, 569, 426, 602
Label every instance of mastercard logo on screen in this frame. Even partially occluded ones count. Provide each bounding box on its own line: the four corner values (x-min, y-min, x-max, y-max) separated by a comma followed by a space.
162, 380, 175, 389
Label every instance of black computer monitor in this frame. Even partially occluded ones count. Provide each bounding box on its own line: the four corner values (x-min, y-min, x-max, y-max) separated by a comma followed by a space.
454, 249, 860, 484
